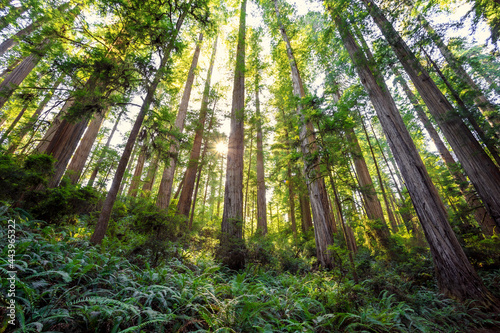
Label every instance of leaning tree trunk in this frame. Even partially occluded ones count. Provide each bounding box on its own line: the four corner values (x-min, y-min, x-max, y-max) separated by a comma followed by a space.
0, 103, 28, 145
156, 33, 203, 209
128, 131, 149, 197
255, 75, 268, 235
87, 110, 123, 187
413, 6, 500, 129
65, 110, 106, 184
335, 12, 499, 309
362, 0, 500, 232
91, 10, 186, 244
394, 68, 497, 235
218, 0, 247, 270
141, 151, 159, 196
346, 127, 395, 256
177, 36, 218, 216
0, 40, 48, 113
275, 0, 335, 269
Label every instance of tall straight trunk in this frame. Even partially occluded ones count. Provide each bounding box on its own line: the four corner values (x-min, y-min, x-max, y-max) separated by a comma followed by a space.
91, 10, 186, 244
255, 77, 267, 235
66, 110, 106, 184
299, 187, 313, 233
394, 68, 497, 235
141, 151, 159, 195
362, 0, 500, 230
328, 168, 359, 283
8, 75, 63, 153
414, 8, 500, 129
275, 0, 335, 268
335, 13, 499, 308
0, 22, 36, 56
173, 169, 187, 200
346, 127, 394, 255
219, 0, 247, 270
200, 159, 213, 219
360, 115, 398, 233
156, 33, 203, 209
0, 41, 48, 113
87, 110, 122, 187
128, 131, 149, 197
177, 36, 218, 216
187, 105, 216, 224
216, 153, 223, 217
243, 126, 253, 225
117, 142, 140, 195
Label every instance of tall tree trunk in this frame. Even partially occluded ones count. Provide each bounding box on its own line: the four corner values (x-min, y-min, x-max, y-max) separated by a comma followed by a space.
65, 110, 106, 184
216, 152, 224, 218
394, 68, 497, 235
414, 7, 500, 129
362, 0, 500, 231
255, 76, 268, 235
177, 36, 218, 216
218, 0, 247, 270
299, 185, 313, 233
8, 75, 63, 153
141, 151, 159, 196
334, 12, 499, 309
87, 110, 123, 187
156, 33, 203, 209
346, 127, 395, 255
243, 126, 253, 226
0, 103, 28, 144
275, 0, 335, 269
128, 131, 149, 197
0, 41, 48, 113
91, 10, 186, 244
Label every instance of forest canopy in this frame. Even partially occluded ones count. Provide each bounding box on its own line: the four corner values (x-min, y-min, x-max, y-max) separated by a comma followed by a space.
1, 0, 500, 331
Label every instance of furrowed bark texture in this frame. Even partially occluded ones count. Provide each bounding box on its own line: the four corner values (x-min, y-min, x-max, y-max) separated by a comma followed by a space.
335, 13, 499, 308
219, 0, 247, 270
156, 33, 203, 209
394, 69, 497, 235
362, 0, 500, 230
275, 0, 335, 268
177, 35, 217, 217
66, 110, 106, 184
91, 11, 186, 244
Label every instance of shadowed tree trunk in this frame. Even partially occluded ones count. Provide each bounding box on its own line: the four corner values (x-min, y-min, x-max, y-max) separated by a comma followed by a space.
65, 110, 106, 184
346, 127, 395, 256
275, 0, 335, 269
141, 151, 159, 196
394, 68, 497, 235
91, 10, 187, 244
243, 126, 253, 226
361, 0, 500, 231
177, 36, 218, 216
255, 74, 267, 235
128, 131, 149, 197
218, 0, 247, 270
0, 103, 28, 145
334, 12, 499, 309
156, 33, 203, 209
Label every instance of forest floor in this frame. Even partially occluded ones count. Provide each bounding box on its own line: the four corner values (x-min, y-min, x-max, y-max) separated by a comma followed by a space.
1, 207, 500, 333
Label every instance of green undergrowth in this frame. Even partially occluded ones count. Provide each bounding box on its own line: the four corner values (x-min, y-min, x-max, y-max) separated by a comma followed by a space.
1, 207, 499, 333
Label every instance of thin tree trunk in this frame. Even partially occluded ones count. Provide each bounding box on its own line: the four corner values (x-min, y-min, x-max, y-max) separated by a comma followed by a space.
200, 158, 213, 219
360, 115, 398, 233
87, 110, 123, 187
243, 126, 253, 226
394, 68, 497, 235
219, 0, 247, 270
173, 169, 187, 201
255, 77, 267, 235
8, 75, 63, 153
141, 151, 159, 196
216, 153, 223, 217
156, 33, 203, 209
127, 131, 149, 197
335, 12, 499, 309
414, 8, 500, 129
275, 0, 335, 269
66, 110, 106, 184
346, 127, 395, 255
0, 104, 28, 144
177, 36, 218, 216
362, 0, 500, 231
91, 10, 186, 244
299, 187, 313, 233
